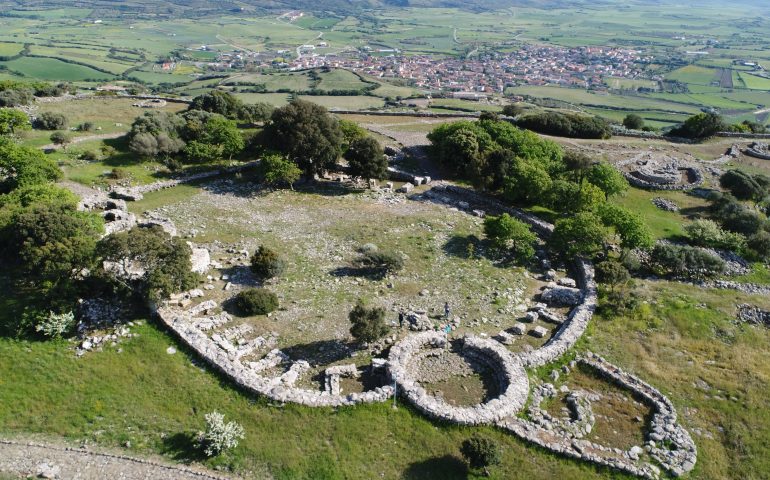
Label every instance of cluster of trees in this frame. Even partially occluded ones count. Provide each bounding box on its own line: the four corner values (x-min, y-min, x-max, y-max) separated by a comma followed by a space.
0, 80, 72, 107
0, 135, 202, 337
429, 118, 651, 261
189, 90, 273, 124
127, 109, 245, 168
668, 112, 767, 139
705, 189, 770, 261
515, 111, 612, 139
262, 99, 387, 183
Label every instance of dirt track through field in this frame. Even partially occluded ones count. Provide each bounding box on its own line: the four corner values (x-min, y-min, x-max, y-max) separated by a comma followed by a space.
0, 439, 237, 480
39, 132, 125, 150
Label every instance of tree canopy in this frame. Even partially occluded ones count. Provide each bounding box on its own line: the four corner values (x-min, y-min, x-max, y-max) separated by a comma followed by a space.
345, 135, 387, 182
264, 99, 344, 177
0, 137, 62, 193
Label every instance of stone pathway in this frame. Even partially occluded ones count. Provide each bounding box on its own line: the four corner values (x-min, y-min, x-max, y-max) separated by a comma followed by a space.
0, 439, 236, 480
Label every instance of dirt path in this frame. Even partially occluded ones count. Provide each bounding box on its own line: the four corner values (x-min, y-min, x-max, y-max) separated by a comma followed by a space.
0, 439, 238, 480
40, 132, 125, 150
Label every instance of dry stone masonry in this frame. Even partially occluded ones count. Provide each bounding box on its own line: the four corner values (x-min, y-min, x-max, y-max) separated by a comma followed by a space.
84, 175, 694, 479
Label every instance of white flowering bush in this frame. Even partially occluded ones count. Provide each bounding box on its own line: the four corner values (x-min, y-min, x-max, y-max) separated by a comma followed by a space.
198, 411, 245, 457
35, 311, 75, 338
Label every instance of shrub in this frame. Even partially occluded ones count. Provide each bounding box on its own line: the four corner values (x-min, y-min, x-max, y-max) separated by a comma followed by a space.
80, 150, 99, 161
595, 260, 630, 291
78, 121, 94, 132
668, 112, 725, 139
354, 249, 404, 276
746, 231, 770, 261
622, 114, 644, 130
348, 299, 388, 343
460, 435, 501, 473
34, 112, 68, 130
34, 311, 75, 338
483, 213, 537, 261
250, 245, 286, 279
234, 288, 278, 315
649, 243, 725, 280
197, 411, 245, 457
720, 170, 769, 201
685, 219, 746, 252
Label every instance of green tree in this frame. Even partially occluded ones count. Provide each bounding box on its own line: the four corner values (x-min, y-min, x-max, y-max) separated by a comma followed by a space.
460, 435, 501, 476
264, 100, 344, 178
597, 203, 654, 252
669, 112, 726, 139
203, 115, 244, 160
586, 162, 628, 199
720, 170, 768, 202
3, 203, 102, 294
348, 299, 388, 343
551, 212, 608, 258
234, 288, 279, 315
97, 225, 197, 302
595, 260, 630, 292
49, 131, 72, 151
503, 160, 552, 205
34, 112, 68, 130
345, 136, 387, 184
184, 140, 223, 163
189, 90, 244, 119
622, 114, 644, 130
259, 153, 301, 190
354, 249, 403, 278
563, 150, 593, 184
0, 108, 30, 135
239, 102, 274, 123
250, 245, 286, 279
0, 138, 62, 193
502, 104, 524, 117
483, 213, 537, 261
338, 119, 368, 151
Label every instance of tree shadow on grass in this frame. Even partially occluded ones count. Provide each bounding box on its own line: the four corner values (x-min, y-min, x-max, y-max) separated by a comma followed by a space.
402, 455, 468, 480
161, 432, 207, 463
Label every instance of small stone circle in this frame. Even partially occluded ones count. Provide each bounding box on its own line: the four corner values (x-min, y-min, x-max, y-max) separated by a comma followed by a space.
387, 331, 529, 425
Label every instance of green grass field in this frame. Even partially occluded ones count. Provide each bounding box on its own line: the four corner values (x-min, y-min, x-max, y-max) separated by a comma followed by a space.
0, 56, 114, 81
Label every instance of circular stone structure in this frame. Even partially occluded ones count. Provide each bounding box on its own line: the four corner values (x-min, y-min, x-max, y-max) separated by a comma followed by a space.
387, 331, 529, 425
617, 152, 703, 190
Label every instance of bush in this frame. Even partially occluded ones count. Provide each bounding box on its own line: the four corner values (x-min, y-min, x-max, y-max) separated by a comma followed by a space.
34, 311, 75, 338
354, 249, 404, 277
234, 288, 278, 315
80, 150, 99, 161
622, 114, 644, 130
685, 219, 746, 252
516, 111, 611, 139
348, 299, 388, 343
483, 213, 537, 261
668, 112, 725, 139
720, 170, 769, 202
460, 435, 501, 473
649, 243, 725, 280
595, 260, 630, 291
746, 231, 770, 261
250, 245, 286, 279
78, 121, 94, 132
34, 112, 68, 130
197, 411, 245, 457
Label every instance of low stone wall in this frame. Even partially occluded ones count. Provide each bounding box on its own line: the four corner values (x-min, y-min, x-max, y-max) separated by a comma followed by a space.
387, 332, 529, 425
580, 353, 697, 477
111, 161, 261, 201
518, 259, 596, 368
156, 305, 393, 407
716, 131, 770, 139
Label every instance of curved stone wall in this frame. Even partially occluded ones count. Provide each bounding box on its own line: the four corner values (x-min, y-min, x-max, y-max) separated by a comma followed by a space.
156, 306, 393, 407
387, 332, 529, 425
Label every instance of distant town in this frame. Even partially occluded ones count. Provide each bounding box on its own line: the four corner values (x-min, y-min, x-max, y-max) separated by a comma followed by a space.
192, 43, 657, 95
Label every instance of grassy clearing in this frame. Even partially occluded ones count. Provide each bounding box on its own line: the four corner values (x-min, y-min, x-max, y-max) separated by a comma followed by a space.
738, 72, 770, 91
613, 188, 708, 240
0, 57, 113, 82
316, 69, 370, 92
296, 95, 384, 110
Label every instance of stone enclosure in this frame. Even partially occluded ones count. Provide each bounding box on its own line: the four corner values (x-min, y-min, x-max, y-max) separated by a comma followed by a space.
132, 178, 697, 479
